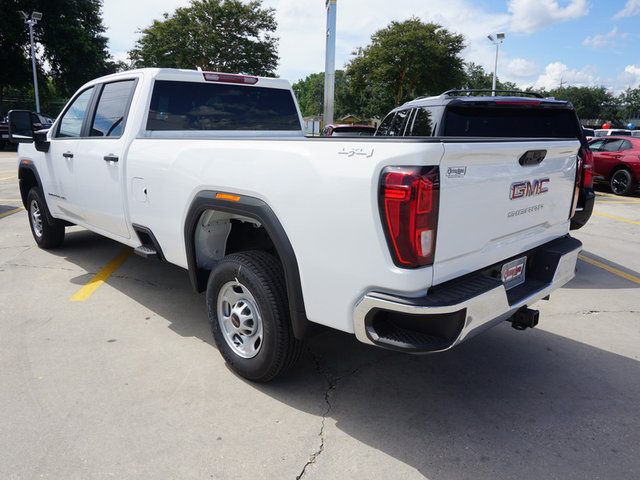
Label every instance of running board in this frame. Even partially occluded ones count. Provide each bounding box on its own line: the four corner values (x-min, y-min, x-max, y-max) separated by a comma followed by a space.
134, 244, 158, 259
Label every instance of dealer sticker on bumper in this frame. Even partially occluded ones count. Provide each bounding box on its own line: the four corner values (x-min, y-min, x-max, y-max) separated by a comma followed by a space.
501, 256, 527, 290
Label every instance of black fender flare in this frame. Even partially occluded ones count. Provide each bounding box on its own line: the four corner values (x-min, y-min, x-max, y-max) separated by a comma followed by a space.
184, 191, 310, 339
18, 161, 58, 226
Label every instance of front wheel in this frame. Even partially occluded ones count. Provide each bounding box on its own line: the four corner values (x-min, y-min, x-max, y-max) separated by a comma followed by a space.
206, 251, 303, 382
26, 187, 65, 249
610, 169, 634, 196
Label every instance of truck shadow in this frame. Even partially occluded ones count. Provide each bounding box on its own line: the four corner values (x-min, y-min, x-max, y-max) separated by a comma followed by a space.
51, 229, 211, 342
274, 325, 640, 479
52, 229, 640, 479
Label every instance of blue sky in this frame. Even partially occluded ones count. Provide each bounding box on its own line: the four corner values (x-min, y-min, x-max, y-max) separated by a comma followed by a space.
103, 0, 640, 93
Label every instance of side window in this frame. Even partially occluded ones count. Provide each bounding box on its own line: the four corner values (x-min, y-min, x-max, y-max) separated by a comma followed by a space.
602, 139, 624, 152
57, 87, 94, 138
387, 109, 409, 136
618, 139, 633, 151
376, 112, 396, 136
588, 139, 606, 151
408, 107, 435, 136
90, 80, 136, 137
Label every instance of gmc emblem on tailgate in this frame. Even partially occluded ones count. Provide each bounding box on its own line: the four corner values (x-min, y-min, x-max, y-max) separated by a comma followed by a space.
509, 178, 549, 200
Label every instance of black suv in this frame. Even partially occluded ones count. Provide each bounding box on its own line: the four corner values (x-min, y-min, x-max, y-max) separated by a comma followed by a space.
374, 89, 595, 230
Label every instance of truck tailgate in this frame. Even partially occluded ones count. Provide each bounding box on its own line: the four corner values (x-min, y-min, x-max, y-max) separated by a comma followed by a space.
433, 139, 580, 285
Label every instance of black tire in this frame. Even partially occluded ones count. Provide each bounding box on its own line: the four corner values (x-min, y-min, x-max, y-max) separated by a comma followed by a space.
26, 187, 65, 249
206, 250, 303, 382
610, 168, 634, 196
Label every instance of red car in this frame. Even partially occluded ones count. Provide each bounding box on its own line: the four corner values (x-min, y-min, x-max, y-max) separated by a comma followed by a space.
588, 136, 640, 196
321, 124, 376, 137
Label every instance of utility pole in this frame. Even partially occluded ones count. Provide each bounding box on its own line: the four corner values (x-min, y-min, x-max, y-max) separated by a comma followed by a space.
487, 33, 505, 96
323, 0, 337, 127
20, 11, 43, 113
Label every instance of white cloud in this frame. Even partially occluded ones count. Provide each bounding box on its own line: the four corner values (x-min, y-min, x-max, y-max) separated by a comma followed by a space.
508, 0, 589, 34
505, 58, 539, 78
530, 62, 597, 90
616, 64, 640, 89
267, 0, 511, 82
583, 27, 620, 48
614, 0, 640, 19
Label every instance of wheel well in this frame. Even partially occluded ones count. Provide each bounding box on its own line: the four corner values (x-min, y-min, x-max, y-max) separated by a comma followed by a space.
193, 209, 277, 280
610, 165, 633, 179
18, 167, 39, 207
185, 193, 310, 339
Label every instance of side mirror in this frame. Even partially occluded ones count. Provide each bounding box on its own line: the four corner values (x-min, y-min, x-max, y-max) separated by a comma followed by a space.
8, 110, 34, 143
8, 110, 50, 152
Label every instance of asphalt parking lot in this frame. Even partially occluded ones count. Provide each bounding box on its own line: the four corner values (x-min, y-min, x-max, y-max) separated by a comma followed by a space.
1, 149, 639, 479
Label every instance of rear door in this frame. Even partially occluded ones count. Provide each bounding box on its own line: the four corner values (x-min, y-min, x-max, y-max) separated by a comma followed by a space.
433, 103, 581, 285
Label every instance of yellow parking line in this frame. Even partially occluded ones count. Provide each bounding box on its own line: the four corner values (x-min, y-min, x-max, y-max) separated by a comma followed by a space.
69, 247, 132, 302
0, 170, 17, 173
0, 175, 17, 181
0, 207, 24, 219
0, 199, 22, 202
595, 191, 621, 198
597, 200, 640, 204
579, 254, 640, 285
592, 211, 640, 225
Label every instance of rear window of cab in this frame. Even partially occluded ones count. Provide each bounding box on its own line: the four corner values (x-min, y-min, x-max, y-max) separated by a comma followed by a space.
146, 80, 300, 131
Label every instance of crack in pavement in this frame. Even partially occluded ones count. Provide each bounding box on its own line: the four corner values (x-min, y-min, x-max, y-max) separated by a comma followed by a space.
296, 350, 359, 480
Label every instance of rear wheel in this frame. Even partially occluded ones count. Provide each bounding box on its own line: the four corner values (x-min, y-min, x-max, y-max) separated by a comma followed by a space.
206, 250, 303, 382
610, 169, 634, 196
27, 187, 65, 249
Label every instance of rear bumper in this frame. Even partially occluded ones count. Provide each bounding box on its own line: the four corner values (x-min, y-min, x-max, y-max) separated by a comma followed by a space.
353, 236, 582, 352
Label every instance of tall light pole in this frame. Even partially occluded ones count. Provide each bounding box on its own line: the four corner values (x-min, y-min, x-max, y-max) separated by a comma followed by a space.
20, 10, 43, 113
487, 32, 505, 96
323, 0, 337, 128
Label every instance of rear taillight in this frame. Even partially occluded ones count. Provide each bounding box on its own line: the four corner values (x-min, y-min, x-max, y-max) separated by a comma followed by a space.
571, 146, 594, 219
582, 147, 594, 188
379, 166, 439, 268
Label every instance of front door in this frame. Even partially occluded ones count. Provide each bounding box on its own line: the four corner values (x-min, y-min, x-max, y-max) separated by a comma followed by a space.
45, 86, 95, 221
72, 79, 137, 239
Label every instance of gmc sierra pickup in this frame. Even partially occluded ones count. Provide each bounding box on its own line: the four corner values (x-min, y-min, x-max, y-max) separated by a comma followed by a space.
10, 69, 592, 381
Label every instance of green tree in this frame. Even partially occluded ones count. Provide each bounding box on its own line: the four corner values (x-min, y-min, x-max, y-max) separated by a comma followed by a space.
542, 86, 623, 125
129, 0, 278, 76
618, 87, 640, 122
292, 73, 324, 117
38, 0, 116, 96
462, 62, 517, 92
292, 70, 360, 118
0, 0, 115, 113
346, 17, 466, 118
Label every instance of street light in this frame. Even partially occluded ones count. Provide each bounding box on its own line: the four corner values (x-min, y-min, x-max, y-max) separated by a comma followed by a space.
487, 32, 505, 96
19, 10, 43, 113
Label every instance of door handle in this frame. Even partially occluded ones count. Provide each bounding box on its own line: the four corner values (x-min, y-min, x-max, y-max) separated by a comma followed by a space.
615, 155, 622, 159
103, 154, 119, 162
62, 151, 74, 159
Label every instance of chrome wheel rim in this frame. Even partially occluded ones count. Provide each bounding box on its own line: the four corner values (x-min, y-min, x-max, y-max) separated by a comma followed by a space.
611, 171, 630, 195
30, 199, 43, 238
217, 280, 263, 359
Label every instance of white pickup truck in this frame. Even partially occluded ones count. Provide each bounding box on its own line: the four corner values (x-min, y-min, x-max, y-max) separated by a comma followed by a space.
9, 69, 593, 381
